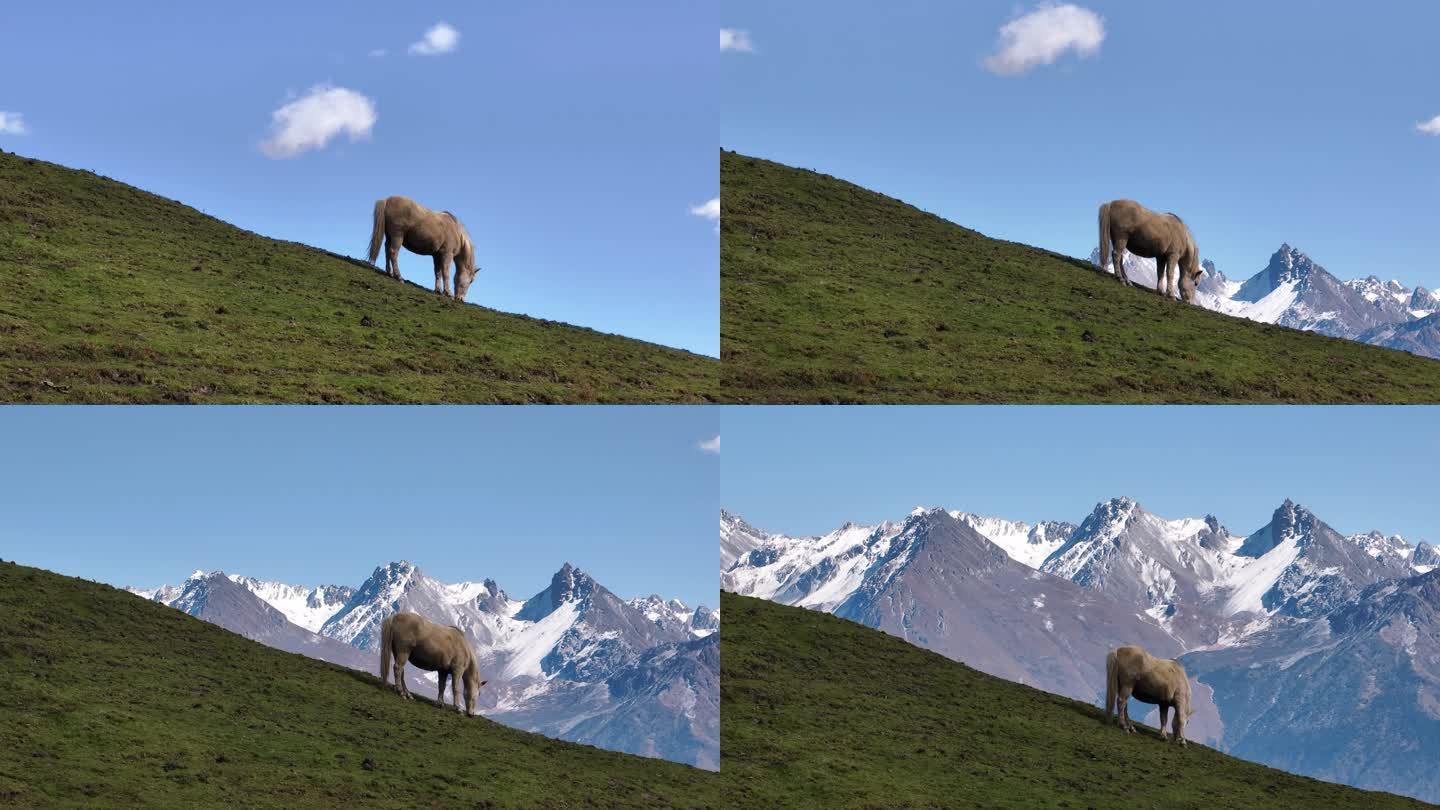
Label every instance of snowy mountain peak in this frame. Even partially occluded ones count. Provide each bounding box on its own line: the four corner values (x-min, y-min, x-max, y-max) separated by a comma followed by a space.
1413, 542, 1440, 573
515, 563, 597, 622
1082, 496, 1142, 530
1235, 499, 1314, 558
1348, 530, 1410, 561
1233, 245, 1322, 303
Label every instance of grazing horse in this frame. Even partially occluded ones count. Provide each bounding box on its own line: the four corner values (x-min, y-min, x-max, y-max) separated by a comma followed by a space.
366, 195, 480, 300
1098, 199, 1203, 303
1105, 644, 1194, 744
380, 612, 487, 715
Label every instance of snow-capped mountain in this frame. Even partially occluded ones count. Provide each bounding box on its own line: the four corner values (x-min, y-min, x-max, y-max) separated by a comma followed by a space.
724, 499, 1440, 801
1413, 542, 1440, 573
492, 632, 720, 770
952, 512, 1076, 569
147, 571, 371, 672
720, 509, 769, 570
1228, 500, 1414, 620
1182, 570, 1440, 802
722, 507, 1215, 735
225, 575, 353, 632
1358, 311, 1440, 359
1039, 499, 1245, 647
628, 594, 719, 638
1091, 243, 1440, 359
129, 561, 718, 769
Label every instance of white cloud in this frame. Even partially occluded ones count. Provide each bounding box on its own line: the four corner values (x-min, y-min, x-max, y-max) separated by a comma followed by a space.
983, 4, 1105, 76
0, 112, 28, 135
410, 22, 460, 56
368, 48, 388, 58
260, 85, 377, 159
691, 197, 720, 234
698, 435, 721, 454
721, 28, 754, 52
690, 197, 720, 220
1417, 115, 1440, 135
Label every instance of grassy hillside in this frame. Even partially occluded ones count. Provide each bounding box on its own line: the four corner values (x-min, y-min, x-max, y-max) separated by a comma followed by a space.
0, 560, 720, 808
0, 150, 717, 403
719, 592, 1430, 809
720, 151, 1440, 403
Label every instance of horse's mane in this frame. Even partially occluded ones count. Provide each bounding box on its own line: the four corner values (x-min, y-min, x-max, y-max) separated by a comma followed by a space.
441, 211, 460, 224
1167, 212, 1184, 224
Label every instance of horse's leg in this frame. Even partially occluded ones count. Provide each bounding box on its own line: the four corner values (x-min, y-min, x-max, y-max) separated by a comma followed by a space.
1113, 239, 1131, 285
452, 672, 462, 713
1158, 704, 1170, 741
393, 651, 412, 698
1155, 256, 1167, 295
1174, 704, 1187, 746
1117, 683, 1135, 731
386, 236, 403, 280
1164, 255, 1178, 298
434, 252, 457, 296
433, 253, 447, 295
437, 670, 449, 706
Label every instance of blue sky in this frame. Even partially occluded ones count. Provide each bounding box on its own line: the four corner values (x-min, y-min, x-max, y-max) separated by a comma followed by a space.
0, 1, 718, 356
722, 2, 1440, 291
721, 406, 1439, 545
0, 407, 720, 609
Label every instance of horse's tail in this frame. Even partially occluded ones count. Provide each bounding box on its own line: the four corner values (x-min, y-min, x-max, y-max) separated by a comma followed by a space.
379, 614, 394, 685
367, 198, 386, 265
1097, 201, 1111, 273
1104, 649, 1118, 722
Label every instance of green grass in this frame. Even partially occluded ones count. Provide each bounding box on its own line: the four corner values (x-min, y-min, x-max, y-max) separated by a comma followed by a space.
0, 561, 721, 808
0, 149, 718, 403
720, 151, 1440, 403
719, 592, 1430, 809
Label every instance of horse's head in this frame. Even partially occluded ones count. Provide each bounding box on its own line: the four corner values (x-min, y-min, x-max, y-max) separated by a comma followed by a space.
454, 236, 479, 301
462, 652, 486, 716
1178, 243, 1204, 304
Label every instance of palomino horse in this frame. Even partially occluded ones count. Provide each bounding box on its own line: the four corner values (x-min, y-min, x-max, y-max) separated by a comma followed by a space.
380, 612, 487, 715
367, 195, 480, 300
1105, 644, 1194, 744
1098, 199, 1203, 303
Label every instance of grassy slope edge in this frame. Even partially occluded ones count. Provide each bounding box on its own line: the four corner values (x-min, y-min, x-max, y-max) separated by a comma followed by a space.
0, 561, 719, 808
0, 150, 717, 403
720, 151, 1440, 403
720, 592, 1430, 809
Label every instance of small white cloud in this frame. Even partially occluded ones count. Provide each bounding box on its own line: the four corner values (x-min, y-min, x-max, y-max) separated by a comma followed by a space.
0, 112, 28, 135
983, 4, 1105, 76
698, 435, 721, 454
721, 28, 754, 52
1417, 115, 1440, 135
260, 85, 377, 159
368, 48, 388, 58
410, 22, 460, 56
691, 197, 720, 234
690, 197, 720, 220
